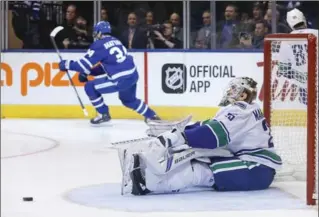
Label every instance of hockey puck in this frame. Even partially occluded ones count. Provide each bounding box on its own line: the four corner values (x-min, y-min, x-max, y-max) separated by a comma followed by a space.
23, 197, 33, 202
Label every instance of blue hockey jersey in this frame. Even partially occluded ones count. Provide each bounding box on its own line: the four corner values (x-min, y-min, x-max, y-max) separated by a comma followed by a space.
67, 35, 137, 82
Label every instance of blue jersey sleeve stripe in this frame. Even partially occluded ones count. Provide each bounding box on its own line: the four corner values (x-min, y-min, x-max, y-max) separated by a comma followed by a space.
81, 57, 93, 68
65, 60, 71, 69
79, 59, 92, 72
77, 60, 90, 74
111, 67, 136, 80
94, 81, 116, 90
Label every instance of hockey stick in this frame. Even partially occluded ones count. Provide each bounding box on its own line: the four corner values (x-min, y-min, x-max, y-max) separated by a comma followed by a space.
50, 26, 88, 117
111, 137, 154, 147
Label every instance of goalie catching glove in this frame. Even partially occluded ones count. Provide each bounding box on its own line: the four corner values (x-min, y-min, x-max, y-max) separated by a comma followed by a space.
156, 128, 190, 152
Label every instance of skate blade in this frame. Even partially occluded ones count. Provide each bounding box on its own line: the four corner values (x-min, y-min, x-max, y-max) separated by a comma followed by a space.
90, 120, 113, 127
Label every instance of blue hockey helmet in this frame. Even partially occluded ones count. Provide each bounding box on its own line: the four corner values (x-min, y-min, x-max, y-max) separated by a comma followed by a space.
93, 21, 111, 39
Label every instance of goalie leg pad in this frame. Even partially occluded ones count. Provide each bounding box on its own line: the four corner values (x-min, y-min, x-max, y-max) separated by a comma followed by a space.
139, 145, 233, 176
144, 161, 215, 193
210, 157, 275, 191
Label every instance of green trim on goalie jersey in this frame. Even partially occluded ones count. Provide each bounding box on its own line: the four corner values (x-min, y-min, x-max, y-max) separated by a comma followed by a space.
249, 150, 282, 165
205, 120, 230, 147
210, 159, 260, 174
236, 149, 282, 166
201, 119, 212, 125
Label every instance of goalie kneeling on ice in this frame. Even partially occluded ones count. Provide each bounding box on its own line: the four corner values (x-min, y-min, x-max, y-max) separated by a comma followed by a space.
189, 80, 210, 93
121, 77, 282, 195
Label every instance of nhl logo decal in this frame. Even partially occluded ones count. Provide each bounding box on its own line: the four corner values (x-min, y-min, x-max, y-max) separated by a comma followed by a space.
161, 64, 187, 94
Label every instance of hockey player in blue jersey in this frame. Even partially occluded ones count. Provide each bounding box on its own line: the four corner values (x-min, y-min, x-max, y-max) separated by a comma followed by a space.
58, 21, 160, 124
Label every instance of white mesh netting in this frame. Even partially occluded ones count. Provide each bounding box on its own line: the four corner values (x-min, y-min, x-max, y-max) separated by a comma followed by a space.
268, 35, 318, 203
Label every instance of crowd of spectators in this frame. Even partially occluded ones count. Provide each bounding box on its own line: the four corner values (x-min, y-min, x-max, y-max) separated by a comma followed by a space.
7, 1, 319, 50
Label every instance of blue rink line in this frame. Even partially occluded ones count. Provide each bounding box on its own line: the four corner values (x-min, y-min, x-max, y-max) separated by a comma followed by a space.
65, 183, 308, 212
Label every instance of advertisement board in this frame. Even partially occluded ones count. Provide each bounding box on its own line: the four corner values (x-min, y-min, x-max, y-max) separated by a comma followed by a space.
1, 52, 145, 105
147, 52, 264, 106
1, 51, 308, 119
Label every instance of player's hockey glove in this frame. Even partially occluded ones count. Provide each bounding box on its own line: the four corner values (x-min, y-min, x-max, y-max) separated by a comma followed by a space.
78, 73, 88, 83
156, 128, 190, 152
58, 60, 70, 72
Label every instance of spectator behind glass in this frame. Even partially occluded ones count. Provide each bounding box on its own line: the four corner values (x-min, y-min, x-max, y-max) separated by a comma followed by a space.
153, 20, 182, 49
194, 10, 212, 49
170, 13, 183, 42
264, 8, 291, 33
10, 1, 42, 48
146, 11, 154, 26
240, 11, 254, 33
119, 12, 147, 49
143, 11, 155, 48
63, 16, 93, 49
57, 4, 77, 48
101, 7, 108, 21
101, 7, 118, 37
239, 21, 269, 49
217, 4, 243, 48
65, 4, 77, 26
250, 3, 264, 23
142, 11, 154, 30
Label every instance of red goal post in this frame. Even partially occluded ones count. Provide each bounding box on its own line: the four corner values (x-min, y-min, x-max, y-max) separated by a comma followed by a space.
263, 33, 318, 205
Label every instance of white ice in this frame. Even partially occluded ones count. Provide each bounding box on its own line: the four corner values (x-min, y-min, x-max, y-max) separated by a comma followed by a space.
1, 119, 318, 217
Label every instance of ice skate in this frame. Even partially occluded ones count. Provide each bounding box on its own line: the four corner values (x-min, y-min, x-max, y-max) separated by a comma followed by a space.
90, 113, 111, 125
145, 115, 161, 123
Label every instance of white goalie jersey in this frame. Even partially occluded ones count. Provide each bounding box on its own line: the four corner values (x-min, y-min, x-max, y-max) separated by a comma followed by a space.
200, 101, 282, 170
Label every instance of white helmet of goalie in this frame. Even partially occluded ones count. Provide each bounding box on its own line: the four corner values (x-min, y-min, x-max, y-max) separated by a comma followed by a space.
219, 77, 258, 107
286, 8, 307, 30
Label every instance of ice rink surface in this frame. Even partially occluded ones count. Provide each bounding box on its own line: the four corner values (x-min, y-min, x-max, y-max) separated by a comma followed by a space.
1, 119, 318, 217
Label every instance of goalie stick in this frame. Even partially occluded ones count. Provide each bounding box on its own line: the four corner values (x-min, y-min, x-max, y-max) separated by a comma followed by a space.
50, 26, 88, 117
111, 137, 153, 147
111, 115, 193, 148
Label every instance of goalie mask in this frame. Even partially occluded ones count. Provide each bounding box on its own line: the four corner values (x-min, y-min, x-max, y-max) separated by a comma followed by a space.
219, 77, 258, 107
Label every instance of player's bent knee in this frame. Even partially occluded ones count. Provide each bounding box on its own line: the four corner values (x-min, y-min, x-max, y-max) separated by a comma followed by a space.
120, 98, 140, 110
84, 81, 101, 99
84, 81, 95, 94
213, 165, 275, 191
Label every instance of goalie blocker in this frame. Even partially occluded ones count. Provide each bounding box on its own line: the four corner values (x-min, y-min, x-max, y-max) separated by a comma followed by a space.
121, 77, 281, 195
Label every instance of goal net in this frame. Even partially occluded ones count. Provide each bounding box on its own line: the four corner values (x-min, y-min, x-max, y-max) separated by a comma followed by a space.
263, 33, 318, 205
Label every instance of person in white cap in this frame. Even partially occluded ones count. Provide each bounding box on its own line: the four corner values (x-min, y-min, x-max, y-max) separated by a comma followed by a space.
286, 8, 318, 36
